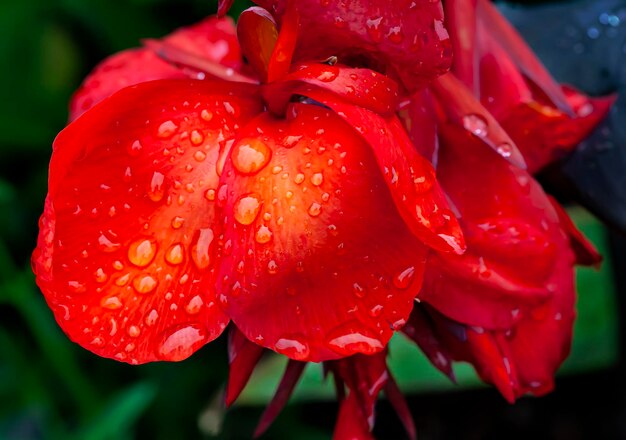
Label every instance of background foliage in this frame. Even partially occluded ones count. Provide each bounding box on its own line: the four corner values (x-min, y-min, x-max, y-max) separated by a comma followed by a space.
0, 0, 624, 438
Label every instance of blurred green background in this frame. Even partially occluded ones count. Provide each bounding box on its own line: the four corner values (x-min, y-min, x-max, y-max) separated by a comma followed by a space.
0, 0, 623, 439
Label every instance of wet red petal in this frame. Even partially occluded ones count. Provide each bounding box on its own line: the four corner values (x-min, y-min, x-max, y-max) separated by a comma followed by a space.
547, 196, 602, 267
306, 91, 465, 254
420, 125, 575, 330
216, 104, 428, 362
69, 16, 242, 121
33, 80, 262, 364
499, 86, 616, 173
397, 89, 439, 165
267, 0, 299, 83
254, 360, 306, 437
403, 306, 455, 380
253, 0, 452, 91
476, 0, 571, 114
237, 7, 279, 83
431, 73, 527, 169
226, 326, 265, 407
262, 63, 400, 117
445, 0, 478, 91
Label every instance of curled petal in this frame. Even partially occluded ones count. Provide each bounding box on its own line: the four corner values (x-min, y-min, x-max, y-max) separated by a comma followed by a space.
305, 90, 465, 254
226, 326, 265, 407
254, 0, 452, 91
216, 104, 428, 362
262, 63, 400, 117
445, 0, 478, 91
69, 16, 243, 120
237, 7, 279, 83
33, 80, 262, 364
421, 125, 575, 329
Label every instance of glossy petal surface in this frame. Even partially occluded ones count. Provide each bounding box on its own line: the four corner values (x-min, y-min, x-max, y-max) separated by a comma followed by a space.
216, 104, 428, 362
33, 80, 262, 363
420, 126, 575, 330
253, 0, 452, 90
226, 326, 264, 406
69, 16, 242, 121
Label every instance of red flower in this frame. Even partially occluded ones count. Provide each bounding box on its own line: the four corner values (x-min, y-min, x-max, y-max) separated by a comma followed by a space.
32, 0, 613, 438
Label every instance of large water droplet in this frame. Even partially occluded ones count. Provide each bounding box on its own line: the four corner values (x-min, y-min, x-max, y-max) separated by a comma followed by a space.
190, 130, 204, 145
133, 275, 158, 293
462, 114, 488, 137
128, 238, 157, 267
274, 336, 310, 360
157, 120, 178, 138
393, 266, 416, 289
231, 138, 272, 175
310, 172, 324, 186
326, 323, 383, 356
165, 243, 184, 265
234, 194, 262, 225
192, 228, 214, 269
157, 324, 208, 361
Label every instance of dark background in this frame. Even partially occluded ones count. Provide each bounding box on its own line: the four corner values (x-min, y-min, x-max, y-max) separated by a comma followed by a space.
0, 0, 624, 438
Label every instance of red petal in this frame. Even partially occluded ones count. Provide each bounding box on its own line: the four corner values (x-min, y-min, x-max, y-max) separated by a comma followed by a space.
403, 306, 455, 380
333, 393, 375, 440
33, 79, 262, 364
547, 196, 602, 267
476, 0, 570, 114
217, 0, 235, 17
69, 16, 242, 121
253, 360, 306, 438
237, 7, 279, 83
254, 0, 452, 91
499, 86, 616, 173
226, 326, 265, 407
216, 103, 428, 362
420, 125, 576, 329
397, 89, 439, 165
262, 63, 400, 117
329, 351, 388, 436
267, 0, 299, 83
431, 73, 527, 169
445, 0, 478, 91
306, 91, 465, 254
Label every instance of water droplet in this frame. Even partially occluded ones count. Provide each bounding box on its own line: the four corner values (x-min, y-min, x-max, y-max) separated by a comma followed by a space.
294, 173, 305, 184
148, 171, 165, 202
284, 135, 302, 148
310, 172, 324, 186
366, 17, 383, 42
231, 138, 272, 175
128, 139, 143, 156
255, 225, 273, 244
190, 130, 204, 145
201, 109, 213, 121
192, 228, 214, 269
234, 194, 262, 225
194, 150, 207, 162
145, 309, 159, 326
205, 188, 216, 201
316, 67, 339, 82
133, 275, 158, 293
369, 304, 384, 318
171, 216, 185, 229
496, 143, 512, 158
352, 283, 366, 298
462, 114, 488, 137
128, 238, 157, 267
308, 202, 322, 217
165, 243, 184, 265
157, 120, 178, 138
326, 323, 383, 356
101, 296, 122, 310
98, 233, 121, 252
90, 337, 104, 347
94, 268, 108, 283
267, 260, 279, 274
387, 25, 404, 43
128, 325, 141, 338
157, 324, 208, 361
185, 295, 204, 315
115, 273, 131, 286
274, 336, 310, 360
393, 266, 416, 289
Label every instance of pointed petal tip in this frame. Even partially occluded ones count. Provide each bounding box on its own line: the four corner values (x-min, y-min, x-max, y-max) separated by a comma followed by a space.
217, 0, 235, 17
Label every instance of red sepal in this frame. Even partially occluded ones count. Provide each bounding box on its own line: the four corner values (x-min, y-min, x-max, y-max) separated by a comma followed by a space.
226, 326, 265, 407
